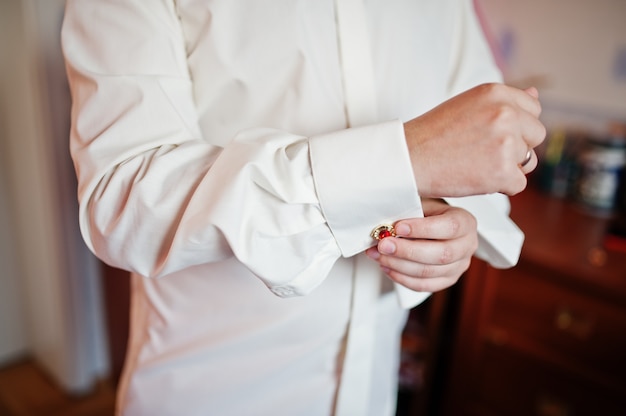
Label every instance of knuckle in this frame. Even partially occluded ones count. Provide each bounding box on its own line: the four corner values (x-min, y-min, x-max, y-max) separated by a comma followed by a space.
502, 131, 519, 148
417, 264, 436, 279
493, 104, 516, 124
439, 246, 454, 265
491, 134, 517, 167
447, 215, 462, 236
480, 82, 501, 97
404, 242, 419, 261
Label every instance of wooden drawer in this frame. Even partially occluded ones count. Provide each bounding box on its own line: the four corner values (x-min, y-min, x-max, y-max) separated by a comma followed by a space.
476, 343, 626, 416
485, 264, 626, 387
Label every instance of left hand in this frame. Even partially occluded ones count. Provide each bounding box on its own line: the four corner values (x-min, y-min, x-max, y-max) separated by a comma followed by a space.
404, 83, 545, 198
365, 198, 478, 292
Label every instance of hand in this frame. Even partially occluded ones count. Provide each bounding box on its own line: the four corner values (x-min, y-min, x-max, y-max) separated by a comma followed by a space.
404, 83, 546, 198
365, 199, 478, 293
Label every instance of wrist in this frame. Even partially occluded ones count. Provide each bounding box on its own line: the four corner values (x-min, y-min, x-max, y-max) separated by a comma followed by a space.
403, 121, 433, 198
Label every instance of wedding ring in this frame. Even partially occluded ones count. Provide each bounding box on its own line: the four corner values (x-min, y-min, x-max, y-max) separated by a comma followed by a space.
520, 149, 533, 167
371, 224, 395, 240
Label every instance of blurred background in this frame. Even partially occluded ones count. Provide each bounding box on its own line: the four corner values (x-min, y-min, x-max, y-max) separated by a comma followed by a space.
0, 0, 624, 415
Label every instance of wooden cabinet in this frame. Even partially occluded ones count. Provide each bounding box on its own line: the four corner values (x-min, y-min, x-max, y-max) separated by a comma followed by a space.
440, 188, 626, 416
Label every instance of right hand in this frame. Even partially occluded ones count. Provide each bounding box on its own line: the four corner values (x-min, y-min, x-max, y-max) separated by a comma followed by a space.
366, 198, 478, 293
404, 83, 546, 198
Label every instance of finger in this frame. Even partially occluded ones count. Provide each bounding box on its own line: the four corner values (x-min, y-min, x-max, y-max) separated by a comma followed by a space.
420, 197, 450, 215
494, 133, 534, 195
481, 83, 542, 118
377, 236, 476, 267
381, 254, 465, 278
500, 167, 529, 196
524, 86, 539, 99
519, 111, 547, 149
384, 259, 471, 292
510, 86, 542, 118
394, 208, 477, 241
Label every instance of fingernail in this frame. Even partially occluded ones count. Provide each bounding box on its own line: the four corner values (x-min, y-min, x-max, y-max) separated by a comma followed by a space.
395, 223, 410, 236
379, 239, 396, 255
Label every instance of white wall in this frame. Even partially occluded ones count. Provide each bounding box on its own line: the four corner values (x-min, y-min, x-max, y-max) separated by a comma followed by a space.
0, 0, 38, 366
0, 135, 28, 363
479, 0, 626, 133
0, 0, 109, 394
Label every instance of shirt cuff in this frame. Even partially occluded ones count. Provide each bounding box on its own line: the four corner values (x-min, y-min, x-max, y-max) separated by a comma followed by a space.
309, 120, 423, 256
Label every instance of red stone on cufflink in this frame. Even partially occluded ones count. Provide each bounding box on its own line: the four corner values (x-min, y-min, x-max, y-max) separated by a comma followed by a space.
371, 224, 396, 240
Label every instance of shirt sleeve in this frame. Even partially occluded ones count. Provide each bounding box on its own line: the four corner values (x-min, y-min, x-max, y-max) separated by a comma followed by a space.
61, 0, 422, 297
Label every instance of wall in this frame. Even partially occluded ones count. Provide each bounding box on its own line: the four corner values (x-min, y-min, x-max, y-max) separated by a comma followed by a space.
0, 127, 27, 363
479, 0, 626, 133
0, 0, 109, 394
0, 0, 40, 365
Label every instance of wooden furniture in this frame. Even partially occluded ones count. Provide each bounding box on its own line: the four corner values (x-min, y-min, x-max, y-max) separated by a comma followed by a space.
101, 264, 131, 386
440, 187, 626, 416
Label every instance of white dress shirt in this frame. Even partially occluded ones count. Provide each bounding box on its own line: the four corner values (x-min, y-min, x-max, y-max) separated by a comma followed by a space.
62, 0, 519, 415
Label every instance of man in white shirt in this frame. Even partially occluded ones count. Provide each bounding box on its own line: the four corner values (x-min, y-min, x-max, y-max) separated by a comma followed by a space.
62, 0, 545, 415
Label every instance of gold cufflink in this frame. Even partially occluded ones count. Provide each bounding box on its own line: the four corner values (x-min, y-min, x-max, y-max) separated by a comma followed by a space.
370, 224, 395, 240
